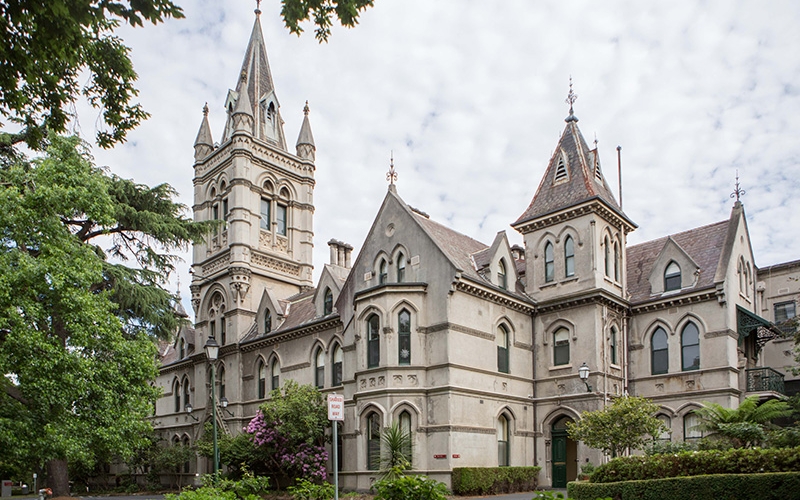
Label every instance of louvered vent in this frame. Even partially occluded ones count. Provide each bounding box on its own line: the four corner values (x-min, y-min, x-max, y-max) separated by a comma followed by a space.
554, 157, 568, 182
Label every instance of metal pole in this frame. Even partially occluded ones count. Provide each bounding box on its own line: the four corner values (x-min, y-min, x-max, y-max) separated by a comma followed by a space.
211, 363, 219, 480
333, 420, 339, 500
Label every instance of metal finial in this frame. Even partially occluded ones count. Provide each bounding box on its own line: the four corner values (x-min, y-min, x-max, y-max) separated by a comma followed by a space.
386, 151, 398, 185
255, 0, 261, 15
565, 76, 578, 122
303, 100, 310, 116
202, 102, 209, 116
730, 170, 746, 202
593, 132, 598, 149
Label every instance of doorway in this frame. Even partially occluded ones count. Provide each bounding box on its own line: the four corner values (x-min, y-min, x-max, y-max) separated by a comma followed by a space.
551, 416, 577, 488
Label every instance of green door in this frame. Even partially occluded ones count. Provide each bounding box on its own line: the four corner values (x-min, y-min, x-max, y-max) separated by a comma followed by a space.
552, 430, 567, 488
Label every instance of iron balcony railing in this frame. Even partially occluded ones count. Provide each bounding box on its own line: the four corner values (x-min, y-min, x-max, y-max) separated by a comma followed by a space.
745, 367, 785, 394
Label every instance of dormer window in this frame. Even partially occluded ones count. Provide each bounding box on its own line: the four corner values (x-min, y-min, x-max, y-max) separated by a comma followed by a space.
498, 259, 507, 290
323, 287, 333, 316
664, 261, 681, 292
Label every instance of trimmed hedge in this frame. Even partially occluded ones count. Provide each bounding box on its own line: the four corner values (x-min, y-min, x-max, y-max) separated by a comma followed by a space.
567, 471, 800, 500
591, 447, 800, 483
451, 466, 541, 495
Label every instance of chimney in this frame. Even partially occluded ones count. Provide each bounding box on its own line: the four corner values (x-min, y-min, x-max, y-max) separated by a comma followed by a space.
511, 244, 525, 261
327, 239, 354, 269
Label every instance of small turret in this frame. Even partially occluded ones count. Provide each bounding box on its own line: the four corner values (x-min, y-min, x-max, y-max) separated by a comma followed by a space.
232, 71, 254, 134
295, 101, 316, 161
194, 103, 214, 161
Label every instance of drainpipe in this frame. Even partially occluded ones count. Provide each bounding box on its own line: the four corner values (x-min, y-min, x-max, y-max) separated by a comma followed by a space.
531, 310, 538, 472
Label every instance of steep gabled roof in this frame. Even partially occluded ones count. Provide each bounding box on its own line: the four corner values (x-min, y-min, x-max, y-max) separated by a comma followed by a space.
414, 213, 488, 279
627, 220, 729, 304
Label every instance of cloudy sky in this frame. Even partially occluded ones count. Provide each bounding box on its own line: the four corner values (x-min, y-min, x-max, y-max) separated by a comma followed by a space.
79, 0, 800, 318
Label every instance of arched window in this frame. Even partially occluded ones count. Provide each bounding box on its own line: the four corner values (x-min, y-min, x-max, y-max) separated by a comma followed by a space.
398, 309, 411, 365
379, 259, 388, 284
218, 365, 226, 400
260, 197, 271, 230
564, 236, 575, 278
182, 379, 190, 412
323, 288, 333, 316
367, 412, 381, 470
174, 380, 181, 413
553, 328, 570, 366
614, 241, 620, 282
651, 327, 669, 375
656, 415, 671, 441
609, 326, 618, 365
544, 242, 555, 283
265, 309, 272, 334
664, 261, 681, 292
257, 360, 266, 399
315, 348, 325, 389
332, 345, 343, 386
683, 412, 702, 441
399, 411, 412, 466
497, 414, 510, 467
604, 236, 611, 277
497, 324, 509, 373
271, 360, 280, 390
681, 322, 700, 371
738, 258, 745, 293
367, 314, 380, 368
179, 338, 185, 359
276, 203, 287, 236
182, 436, 191, 473
397, 253, 406, 283
746, 262, 752, 298
498, 259, 507, 290
219, 314, 226, 346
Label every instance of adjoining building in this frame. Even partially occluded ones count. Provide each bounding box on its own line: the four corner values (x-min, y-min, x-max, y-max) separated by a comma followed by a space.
153, 10, 799, 489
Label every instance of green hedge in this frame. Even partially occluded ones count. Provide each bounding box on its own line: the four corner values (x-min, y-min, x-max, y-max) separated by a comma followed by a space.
451, 466, 540, 495
567, 472, 800, 500
591, 447, 800, 483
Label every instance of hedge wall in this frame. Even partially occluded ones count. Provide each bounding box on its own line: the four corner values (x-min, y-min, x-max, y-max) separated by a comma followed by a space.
451, 466, 541, 495
591, 447, 800, 483
567, 472, 800, 500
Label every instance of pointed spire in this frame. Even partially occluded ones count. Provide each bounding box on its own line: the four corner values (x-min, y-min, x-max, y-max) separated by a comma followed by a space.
295, 101, 316, 161
565, 76, 578, 123
194, 103, 214, 161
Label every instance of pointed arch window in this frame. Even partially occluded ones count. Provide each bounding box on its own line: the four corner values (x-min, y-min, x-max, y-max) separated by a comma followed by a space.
604, 236, 611, 277
651, 327, 668, 375
174, 380, 181, 413
182, 435, 191, 473
179, 338, 185, 359
265, 309, 272, 334
332, 345, 343, 386
553, 328, 570, 366
257, 360, 266, 399
681, 322, 700, 371
218, 365, 226, 400
497, 324, 509, 373
746, 262, 752, 297
379, 259, 388, 284
656, 415, 671, 441
614, 241, 620, 282
219, 315, 226, 345
315, 348, 325, 389
664, 262, 681, 292
260, 198, 271, 230
271, 360, 280, 390
554, 155, 568, 182
276, 204, 287, 236
367, 412, 381, 470
397, 253, 406, 282
323, 288, 333, 316
497, 414, 510, 466
182, 379, 190, 412
684, 412, 702, 441
544, 242, 555, 283
564, 236, 575, 277
398, 309, 411, 365
367, 314, 380, 368
399, 411, 412, 466
498, 259, 508, 290
610, 326, 618, 365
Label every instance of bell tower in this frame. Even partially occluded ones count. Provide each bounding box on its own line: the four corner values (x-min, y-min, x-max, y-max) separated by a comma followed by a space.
189, 8, 316, 346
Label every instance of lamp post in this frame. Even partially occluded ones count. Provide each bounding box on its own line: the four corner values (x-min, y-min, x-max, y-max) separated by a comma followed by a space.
185, 403, 199, 421
219, 397, 235, 417
205, 336, 220, 479
578, 362, 592, 392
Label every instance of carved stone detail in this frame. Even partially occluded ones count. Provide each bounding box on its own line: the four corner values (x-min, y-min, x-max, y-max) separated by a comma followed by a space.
229, 266, 252, 303
190, 284, 201, 313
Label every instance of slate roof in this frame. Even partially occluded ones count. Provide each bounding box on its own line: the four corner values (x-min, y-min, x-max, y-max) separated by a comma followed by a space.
627, 220, 729, 304
240, 288, 321, 344
514, 119, 632, 227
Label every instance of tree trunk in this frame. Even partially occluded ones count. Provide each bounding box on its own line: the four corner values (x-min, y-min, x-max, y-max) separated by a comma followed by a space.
47, 458, 70, 497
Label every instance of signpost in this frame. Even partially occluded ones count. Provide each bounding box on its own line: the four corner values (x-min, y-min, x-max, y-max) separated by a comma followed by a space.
327, 394, 344, 500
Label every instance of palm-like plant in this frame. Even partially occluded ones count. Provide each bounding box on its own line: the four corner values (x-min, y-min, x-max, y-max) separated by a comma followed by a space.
379, 422, 412, 480
693, 396, 792, 448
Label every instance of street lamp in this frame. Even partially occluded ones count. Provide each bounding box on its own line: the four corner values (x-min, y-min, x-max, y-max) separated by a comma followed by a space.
219, 397, 234, 417
205, 336, 220, 479
185, 403, 199, 421
578, 362, 592, 392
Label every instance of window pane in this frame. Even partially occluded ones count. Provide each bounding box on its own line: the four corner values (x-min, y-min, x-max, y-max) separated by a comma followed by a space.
368, 315, 380, 368
565, 237, 574, 277
276, 204, 287, 236
545, 243, 554, 283
657, 415, 671, 441
497, 346, 509, 373
260, 199, 270, 230
610, 328, 617, 365
665, 262, 681, 291
379, 260, 387, 284
397, 254, 406, 282
554, 329, 569, 366
684, 413, 702, 440
324, 288, 333, 315
399, 310, 411, 365
681, 322, 700, 371
333, 361, 343, 386
652, 327, 669, 374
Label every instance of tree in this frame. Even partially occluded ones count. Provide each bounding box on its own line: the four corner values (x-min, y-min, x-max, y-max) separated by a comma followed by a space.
566, 396, 666, 457
281, 0, 375, 42
0, 0, 184, 150
379, 422, 412, 481
692, 395, 792, 448
0, 134, 210, 496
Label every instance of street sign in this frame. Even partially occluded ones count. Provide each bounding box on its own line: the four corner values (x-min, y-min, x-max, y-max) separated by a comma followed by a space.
327, 394, 344, 421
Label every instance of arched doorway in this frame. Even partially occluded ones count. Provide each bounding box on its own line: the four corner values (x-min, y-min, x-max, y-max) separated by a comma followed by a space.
551, 416, 577, 488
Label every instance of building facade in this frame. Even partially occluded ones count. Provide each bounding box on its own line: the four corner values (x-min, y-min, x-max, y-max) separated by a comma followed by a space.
152, 12, 799, 490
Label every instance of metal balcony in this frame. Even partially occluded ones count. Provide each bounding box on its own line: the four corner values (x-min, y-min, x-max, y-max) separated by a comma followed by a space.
745, 367, 785, 395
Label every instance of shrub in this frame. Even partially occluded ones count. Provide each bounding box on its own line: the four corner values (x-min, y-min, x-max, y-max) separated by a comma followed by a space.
450, 466, 540, 495
372, 474, 448, 500
591, 447, 800, 483
568, 472, 800, 500
287, 477, 335, 500
644, 439, 696, 455
165, 472, 270, 500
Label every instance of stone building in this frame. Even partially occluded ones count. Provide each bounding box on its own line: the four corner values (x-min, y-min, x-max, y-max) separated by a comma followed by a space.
152, 11, 798, 489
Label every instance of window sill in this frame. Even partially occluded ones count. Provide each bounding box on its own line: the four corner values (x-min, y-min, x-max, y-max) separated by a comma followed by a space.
550, 364, 572, 371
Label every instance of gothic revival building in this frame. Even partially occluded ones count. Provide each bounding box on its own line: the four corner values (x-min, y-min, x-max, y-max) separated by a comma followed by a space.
152, 11, 799, 489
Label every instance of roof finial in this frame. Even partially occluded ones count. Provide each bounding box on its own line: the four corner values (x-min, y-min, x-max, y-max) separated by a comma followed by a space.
565, 76, 579, 122
303, 100, 310, 116
386, 151, 398, 185
730, 170, 746, 202
593, 132, 598, 149
202, 102, 209, 116
255, 0, 261, 16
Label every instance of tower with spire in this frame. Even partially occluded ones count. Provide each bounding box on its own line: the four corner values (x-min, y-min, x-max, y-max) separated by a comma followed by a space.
190, 8, 316, 349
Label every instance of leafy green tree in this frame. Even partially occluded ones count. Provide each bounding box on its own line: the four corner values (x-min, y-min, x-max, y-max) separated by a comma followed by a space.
0, 0, 184, 150
566, 396, 666, 457
692, 395, 792, 448
281, 0, 375, 42
0, 134, 209, 496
